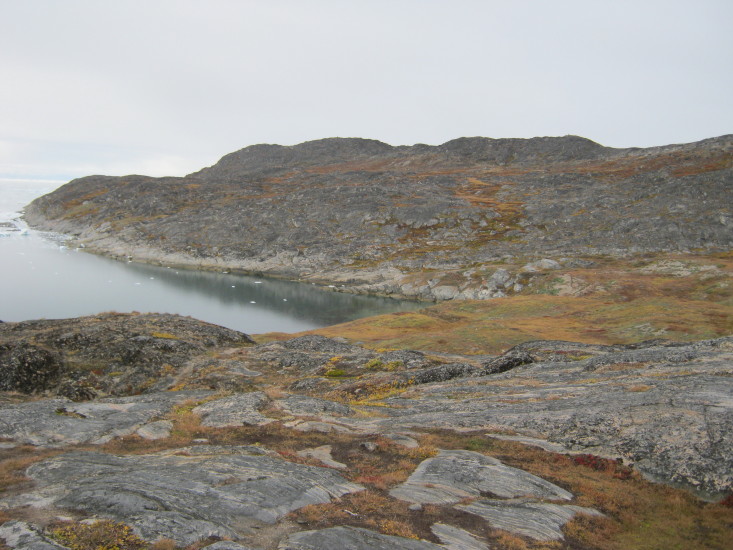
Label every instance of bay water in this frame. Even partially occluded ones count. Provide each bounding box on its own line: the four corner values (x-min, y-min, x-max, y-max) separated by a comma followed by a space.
0, 179, 421, 334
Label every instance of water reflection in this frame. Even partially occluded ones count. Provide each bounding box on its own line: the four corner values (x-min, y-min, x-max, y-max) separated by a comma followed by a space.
122, 260, 420, 326
0, 231, 421, 334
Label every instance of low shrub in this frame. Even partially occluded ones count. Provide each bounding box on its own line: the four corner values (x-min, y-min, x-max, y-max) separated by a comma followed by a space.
49, 520, 147, 550
572, 453, 634, 480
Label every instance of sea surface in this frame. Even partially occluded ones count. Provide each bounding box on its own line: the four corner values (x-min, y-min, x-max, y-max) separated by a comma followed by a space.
0, 179, 421, 334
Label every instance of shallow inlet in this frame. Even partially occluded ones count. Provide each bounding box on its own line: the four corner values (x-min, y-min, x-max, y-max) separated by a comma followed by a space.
0, 180, 421, 333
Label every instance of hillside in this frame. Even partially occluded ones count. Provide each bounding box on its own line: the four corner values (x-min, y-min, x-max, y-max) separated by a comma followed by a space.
23, 135, 733, 300
6, 135, 732, 548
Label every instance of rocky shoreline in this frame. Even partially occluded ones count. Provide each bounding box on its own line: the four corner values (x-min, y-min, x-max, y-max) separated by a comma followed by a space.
23, 135, 733, 301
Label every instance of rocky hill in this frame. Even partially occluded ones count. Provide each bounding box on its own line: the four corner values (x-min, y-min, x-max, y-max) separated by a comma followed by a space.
0, 313, 731, 549
8, 135, 733, 548
23, 135, 733, 300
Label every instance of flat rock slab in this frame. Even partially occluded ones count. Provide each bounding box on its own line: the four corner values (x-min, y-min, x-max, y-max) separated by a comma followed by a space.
390, 449, 573, 505
430, 523, 489, 550
277, 395, 353, 417
0, 391, 210, 447
485, 433, 569, 453
193, 392, 272, 427
278, 526, 445, 549
457, 498, 602, 541
136, 420, 173, 440
7, 448, 363, 546
296, 445, 347, 469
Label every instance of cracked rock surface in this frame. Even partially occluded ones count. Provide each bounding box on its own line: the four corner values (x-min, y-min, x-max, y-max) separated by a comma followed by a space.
389, 450, 573, 505
0, 311, 730, 548
0, 391, 211, 446
7, 448, 363, 546
456, 499, 602, 541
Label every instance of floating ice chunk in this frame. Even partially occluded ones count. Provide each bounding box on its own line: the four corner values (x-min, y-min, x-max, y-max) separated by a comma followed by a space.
232, 285, 236, 288
254, 281, 262, 284
283, 298, 288, 301
250, 301, 256, 304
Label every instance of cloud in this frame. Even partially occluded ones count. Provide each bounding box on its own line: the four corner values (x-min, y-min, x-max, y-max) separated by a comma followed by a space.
0, 0, 731, 180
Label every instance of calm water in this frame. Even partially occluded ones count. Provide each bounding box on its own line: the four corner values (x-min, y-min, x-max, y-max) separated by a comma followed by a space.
0, 180, 421, 333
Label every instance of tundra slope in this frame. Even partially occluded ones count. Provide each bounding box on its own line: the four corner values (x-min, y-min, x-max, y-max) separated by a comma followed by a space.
24, 135, 733, 299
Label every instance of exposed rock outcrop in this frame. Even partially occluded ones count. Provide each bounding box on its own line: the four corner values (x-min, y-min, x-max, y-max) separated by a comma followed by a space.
0, 311, 730, 548
0, 313, 254, 399
0, 391, 211, 446
8, 448, 363, 545
389, 450, 573, 505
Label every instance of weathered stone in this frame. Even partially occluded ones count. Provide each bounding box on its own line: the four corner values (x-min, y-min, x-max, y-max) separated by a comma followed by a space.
0, 391, 210, 447
193, 392, 272, 427
136, 420, 173, 440
383, 433, 419, 448
296, 445, 347, 469
379, 349, 429, 369
521, 259, 561, 272
368, 337, 733, 499
278, 395, 353, 417
10, 448, 363, 545
0, 343, 64, 394
278, 526, 444, 549
430, 523, 489, 550
401, 363, 477, 385
457, 498, 602, 541
281, 335, 356, 355
389, 450, 573, 505
480, 350, 534, 375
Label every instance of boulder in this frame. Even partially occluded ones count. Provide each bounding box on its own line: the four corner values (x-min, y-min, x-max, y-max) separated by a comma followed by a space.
389, 450, 573, 505
430, 524, 489, 550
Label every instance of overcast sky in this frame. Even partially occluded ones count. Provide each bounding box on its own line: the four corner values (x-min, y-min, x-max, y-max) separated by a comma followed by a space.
1, 0, 731, 182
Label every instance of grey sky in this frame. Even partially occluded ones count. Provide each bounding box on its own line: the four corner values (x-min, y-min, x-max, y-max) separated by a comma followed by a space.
1, 0, 731, 181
